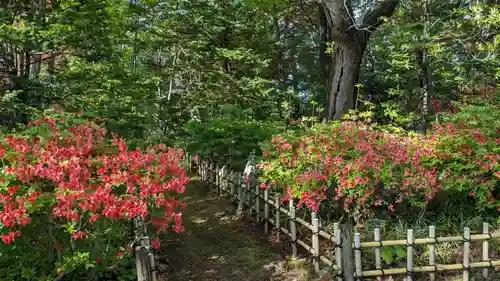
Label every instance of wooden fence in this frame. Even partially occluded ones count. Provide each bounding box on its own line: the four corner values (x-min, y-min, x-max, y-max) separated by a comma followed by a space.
195, 157, 500, 280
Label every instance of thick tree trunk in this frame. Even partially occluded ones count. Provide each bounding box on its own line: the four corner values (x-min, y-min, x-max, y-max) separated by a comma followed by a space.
322, 0, 399, 121
326, 43, 364, 120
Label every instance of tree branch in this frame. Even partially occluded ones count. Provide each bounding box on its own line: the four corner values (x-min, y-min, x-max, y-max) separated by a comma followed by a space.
361, 0, 399, 32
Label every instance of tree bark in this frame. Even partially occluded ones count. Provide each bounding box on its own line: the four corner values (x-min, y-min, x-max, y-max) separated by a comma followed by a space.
327, 42, 365, 120
322, 0, 399, 121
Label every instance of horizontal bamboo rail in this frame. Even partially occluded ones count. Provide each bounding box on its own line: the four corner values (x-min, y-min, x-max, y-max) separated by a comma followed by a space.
362, 261, 500, 277
360, 233, 500, 248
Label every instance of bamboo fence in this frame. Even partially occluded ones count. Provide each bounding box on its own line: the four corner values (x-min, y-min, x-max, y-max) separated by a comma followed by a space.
195, 157, 500, 280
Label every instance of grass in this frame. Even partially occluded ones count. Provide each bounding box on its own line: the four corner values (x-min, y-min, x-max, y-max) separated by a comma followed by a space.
154, 177, 314, 281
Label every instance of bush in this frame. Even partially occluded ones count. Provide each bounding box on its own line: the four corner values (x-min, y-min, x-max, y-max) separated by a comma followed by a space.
258, 96, 499, 225
259, 121, 442, 222
426, 95, 499, 217
180, 106, 280, 170
0, 112, 189, 280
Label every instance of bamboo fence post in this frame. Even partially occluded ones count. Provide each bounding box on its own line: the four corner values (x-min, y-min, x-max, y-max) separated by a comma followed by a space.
237, 173, 244, 217
354, 233, 362, 279
264, 189, 269, 233
225, 166, 229, 194
342, 220, 355, 281
134, 217, 153, 281
374, 228, 382, 281
482, 222, 489, 278
215, 164, 220, 193
205, 161, 209, 183
407, 229, 414, 281
289, 199, 297, 257
222, 165, 227, 195
230, 171, 235, 196
210, 162, 214, 186
219, 165, 224, 195
198, 160, 204, 181
148, 241, 157, 281
463, 227, 470, 281
246, 177, 252, 218
312, 212, 320, 273
255, 184, 260, 222
203, 160, 206, 181
275, 194, 280, 242
429, 226, 436, 281
334, 224, 342, 281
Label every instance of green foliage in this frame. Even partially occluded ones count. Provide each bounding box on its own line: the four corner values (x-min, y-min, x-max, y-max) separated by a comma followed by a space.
180, 105, 280, 169
424, 93, 500, 222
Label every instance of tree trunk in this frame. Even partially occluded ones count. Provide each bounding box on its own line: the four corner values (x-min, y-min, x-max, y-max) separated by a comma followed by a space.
326, 43, 365, 120
322, 0, 400, 121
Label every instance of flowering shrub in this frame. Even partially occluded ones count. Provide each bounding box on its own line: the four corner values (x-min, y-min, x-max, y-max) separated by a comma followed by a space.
427, 96, 500, 214
259, 122, 442, 221
258, 97, 499, 223
0, 113, 189, 280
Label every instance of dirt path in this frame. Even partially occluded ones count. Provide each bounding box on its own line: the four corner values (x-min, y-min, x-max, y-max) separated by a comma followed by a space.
155, 179, 314, 281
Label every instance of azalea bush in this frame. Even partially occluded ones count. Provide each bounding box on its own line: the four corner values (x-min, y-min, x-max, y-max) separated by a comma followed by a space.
0, 112, 189, 280
426, 94, 500, 216
259, 122, 442, 222
258, 97, 499, 225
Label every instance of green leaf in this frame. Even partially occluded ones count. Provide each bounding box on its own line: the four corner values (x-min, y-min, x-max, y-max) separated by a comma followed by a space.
394, 246, 406, 259
381, 247, 394, 265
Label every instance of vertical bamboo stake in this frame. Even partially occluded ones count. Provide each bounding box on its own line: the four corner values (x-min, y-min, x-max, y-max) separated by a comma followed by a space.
255, 184, 260, 222
210, 162, 214, 186
374, 228, 382, 281
224, 166, 229, 194
202, 160, 206, 181
312, 212, 320, 273
264, 189, 269, 233
219, 165, 224, 195
482, 222, 489, 278
205, 161, 209, 183
275, 194, 280, 242
334, 224, 342, 281
221, 165, 226, 195
134, 217, 152, 281
429, 226, 436, 281
200, 160, 204, 181
463, 227, 470, 281
215, 164, 220, 193
407, 229, 414, 281
148, 244, 157, 281
354, 233, 362, 278
289, 199, 297, 257
246, 178, 252, 217
237, 173, 244, 217
230, 171, 235, 196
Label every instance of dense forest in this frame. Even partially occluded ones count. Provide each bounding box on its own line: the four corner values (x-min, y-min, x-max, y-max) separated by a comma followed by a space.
0, 0, 498, 280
